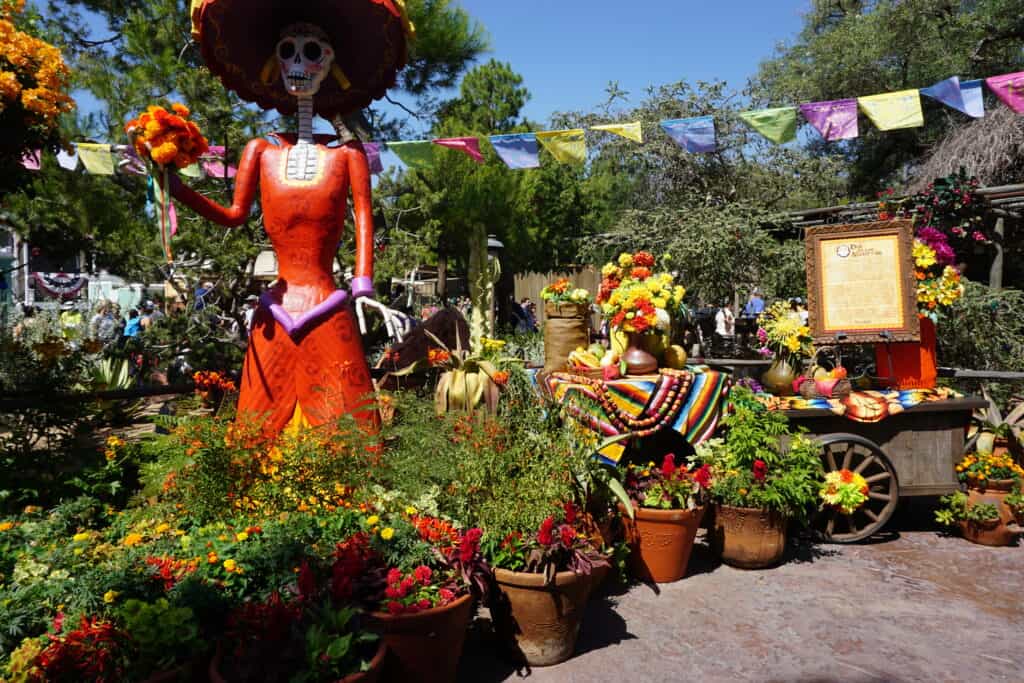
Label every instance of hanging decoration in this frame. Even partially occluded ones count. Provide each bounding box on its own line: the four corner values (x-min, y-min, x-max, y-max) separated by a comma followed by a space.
660, 116, 716, 153
388, 140, 435, 169
799, 99, 859, 141
362, 142, 384, 174
20, 150, 41, 170
489, 133, 540, 169
76, 143, 116, 175
200, 145, 237, 178
920, 76, 969, 116
536, 129, 587, 164
32, 272, 88, 298
738, 106, 798, 144
433, 136, 484, 163
959, 79, 986, 118
591, 121, 643, 143
858, 89, 924, 131
985, 71, 1024, 114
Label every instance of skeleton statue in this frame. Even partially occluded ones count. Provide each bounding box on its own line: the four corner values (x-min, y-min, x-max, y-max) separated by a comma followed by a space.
168, 17, 409, 436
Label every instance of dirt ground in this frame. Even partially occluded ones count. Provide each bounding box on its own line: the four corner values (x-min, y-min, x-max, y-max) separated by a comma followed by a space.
458, 505, 1023, 683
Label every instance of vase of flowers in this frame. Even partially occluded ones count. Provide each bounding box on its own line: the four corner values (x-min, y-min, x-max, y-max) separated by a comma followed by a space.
756, 301, 814, 396
692, 388, 823, 568
597, 251, 686, 376
484, 503, 608, 666
540, 277, 592, 374
620, 455, 710, 583
875, 235, 963, 389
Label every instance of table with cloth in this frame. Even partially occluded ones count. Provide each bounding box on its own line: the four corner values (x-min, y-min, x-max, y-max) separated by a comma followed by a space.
541, 367, 732, 465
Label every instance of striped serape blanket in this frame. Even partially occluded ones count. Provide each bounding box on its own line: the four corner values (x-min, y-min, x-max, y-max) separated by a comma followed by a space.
756, 386, 963, 422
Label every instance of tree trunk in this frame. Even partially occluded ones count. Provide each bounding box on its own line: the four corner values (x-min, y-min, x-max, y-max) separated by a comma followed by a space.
437, 250, 447, 302
989, 216, 1004, 290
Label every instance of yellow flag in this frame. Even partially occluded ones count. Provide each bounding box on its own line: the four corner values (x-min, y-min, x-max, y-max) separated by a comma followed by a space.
76, 144, 116, 175
857, 90, 924, 131
180, 163, 203, 178
535, 129, 586, 164
591, 121, 643, 143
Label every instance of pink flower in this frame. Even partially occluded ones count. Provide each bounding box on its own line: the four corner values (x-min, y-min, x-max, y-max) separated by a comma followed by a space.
756, 328, 768, 343
972, 230, 986, 242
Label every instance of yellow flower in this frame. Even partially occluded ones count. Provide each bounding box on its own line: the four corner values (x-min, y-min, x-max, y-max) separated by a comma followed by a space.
366, 515, 380, 526
155, 523, 170, 534
235, 531, 248, 542
223, 559, 237, 573
405, 506, 417, 515
103, 590, 119, 604
72, 532, 90, 543
122, 533, 144, 547
0, 521, 16, 532
380, 527, 395, 540
739, 488, 748, 496
207, 552, 218, 564
618, 253, 633, 268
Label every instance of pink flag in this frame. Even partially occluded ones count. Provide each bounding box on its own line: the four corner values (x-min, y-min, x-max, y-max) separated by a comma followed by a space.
985, 72, 1024, 114
21, 150, 41, 170
432, 137, 483, 163
201, 145, 237, 178
799, 99, 859, 141
169, 200, 178, 236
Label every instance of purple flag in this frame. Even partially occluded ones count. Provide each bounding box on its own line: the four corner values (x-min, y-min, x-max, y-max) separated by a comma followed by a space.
659, 117, 716, 153
433, 137, 484, 163
960, 80, 985, 118
21, 150, 41, 170
985, 72, 1024, 114
362, 142, 384, 174
799, 99, 859, 141
920, 77, 968, 116
488, 134, 540, 169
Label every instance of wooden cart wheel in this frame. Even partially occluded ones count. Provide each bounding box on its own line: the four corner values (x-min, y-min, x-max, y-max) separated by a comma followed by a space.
814, 433, 899, 543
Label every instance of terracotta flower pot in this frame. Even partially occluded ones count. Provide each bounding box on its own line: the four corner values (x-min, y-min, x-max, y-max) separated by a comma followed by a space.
712, 504, 787, 569
363, 593, 473, 683
208, 641, 386, 683
965, 482, 1021, 547
491, 568, 591, 667
624, 505, 705, 583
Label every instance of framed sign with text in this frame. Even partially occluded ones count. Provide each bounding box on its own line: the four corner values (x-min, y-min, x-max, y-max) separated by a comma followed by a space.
805, 220, 920, 344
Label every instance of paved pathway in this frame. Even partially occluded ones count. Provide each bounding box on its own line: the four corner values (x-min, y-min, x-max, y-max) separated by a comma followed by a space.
459, 517, 1023, 682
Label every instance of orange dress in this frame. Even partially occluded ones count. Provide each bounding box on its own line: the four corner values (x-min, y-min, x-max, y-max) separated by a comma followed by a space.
172, 134, 379, 435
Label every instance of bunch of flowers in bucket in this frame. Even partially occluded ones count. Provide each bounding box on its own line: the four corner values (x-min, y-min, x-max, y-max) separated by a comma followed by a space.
596, 251, 685, 335
756, 300, 814, 362
540, 277, 591, 306
912, 234, 964, 321
819, 469, 870, 515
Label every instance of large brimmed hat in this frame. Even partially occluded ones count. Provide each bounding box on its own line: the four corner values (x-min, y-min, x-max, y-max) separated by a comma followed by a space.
193, 0, 410, 118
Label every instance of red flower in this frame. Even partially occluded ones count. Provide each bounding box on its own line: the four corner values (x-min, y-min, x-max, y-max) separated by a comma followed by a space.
693, 464, 712, 488
385, 585, 402, 599
387, 601, 403, 615
387, 568, 402, 585
538, 516, 555, 545
559, 524, 576, 547
417, 599, 432, 611
439, 588, 455, 604
297, 560, 317, 599
427, 348, 451, 366
633, 251, 655, 267
661, 454, 676, 479
459, 527, 483, 563
839, 469, 854, 484
563, 501, 577, 524
413, 565, 433, 585
753, 459, 768, 483
491, 370, 510, 386
630, 266, 652, 280
400, 577, 415, 595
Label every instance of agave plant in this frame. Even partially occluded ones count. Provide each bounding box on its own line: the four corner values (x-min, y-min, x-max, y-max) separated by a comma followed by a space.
968, 386, 1024, 458
86, 357, 144, 425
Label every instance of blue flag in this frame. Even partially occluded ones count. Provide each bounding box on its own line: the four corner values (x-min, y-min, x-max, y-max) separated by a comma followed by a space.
959, 79, 985, 118
489, 133, 540, 169
660, 116, 716, 153
920, 77, 969, 116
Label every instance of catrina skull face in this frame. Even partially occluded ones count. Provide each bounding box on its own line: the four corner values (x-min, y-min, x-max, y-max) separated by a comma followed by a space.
276, 25, 334, 97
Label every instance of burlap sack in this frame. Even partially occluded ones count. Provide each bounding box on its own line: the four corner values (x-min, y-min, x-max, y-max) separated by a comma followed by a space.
544, 302, 590, 373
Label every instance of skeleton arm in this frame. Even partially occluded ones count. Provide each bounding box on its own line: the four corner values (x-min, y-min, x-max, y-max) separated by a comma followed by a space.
168, 138, 266, 227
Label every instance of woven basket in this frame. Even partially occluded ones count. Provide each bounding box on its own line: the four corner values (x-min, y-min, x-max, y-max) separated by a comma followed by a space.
798, 346, 852, 398
564, 364, 605, 381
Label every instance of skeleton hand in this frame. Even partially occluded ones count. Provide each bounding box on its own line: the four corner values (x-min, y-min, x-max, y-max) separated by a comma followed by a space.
355, 296, 412, 343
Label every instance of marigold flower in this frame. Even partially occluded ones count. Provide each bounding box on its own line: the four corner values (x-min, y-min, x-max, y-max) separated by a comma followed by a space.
380, 527, 395, 540
0, 521, 17, 533
235, 531, 248, 542
207, 551, 218, 564
223, 559, 237, 573
103, 590, 119, 604
122, 533, 144, 547
366, 515, 380, 526
72, 532, 90, 543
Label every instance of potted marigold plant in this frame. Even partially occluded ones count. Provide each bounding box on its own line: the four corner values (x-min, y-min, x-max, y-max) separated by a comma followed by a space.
483, 502, 608, 667
620, 454, 711, 583
952, 451, 1024, 546
692, 387, 823, 568
756, 301, 814, 396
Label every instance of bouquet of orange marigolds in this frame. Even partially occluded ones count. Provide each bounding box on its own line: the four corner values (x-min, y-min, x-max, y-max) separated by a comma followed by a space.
596, 251, 685, 335
819, 469, 870, 515
540, 277, 591, 306
124, 103, 208, 170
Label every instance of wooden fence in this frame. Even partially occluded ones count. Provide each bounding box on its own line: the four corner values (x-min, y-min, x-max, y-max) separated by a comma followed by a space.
513, 268, 601, 329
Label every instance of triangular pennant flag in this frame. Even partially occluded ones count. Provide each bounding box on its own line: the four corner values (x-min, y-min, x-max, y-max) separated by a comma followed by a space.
362, 142, 384, 175
76, 143, 116, 175
959, 79, 985, 118
590, 122, 643, 143
488, 133, 540, 169
388, 140, 435, 169
738, 107, 798, 143
20, 150, 41, 170
432, 137, 483, 163
535, 129, 586, 164
858, 90, 924, 130
920, 77, 969, 116
180, 163, 203, 178
799, 99, 859, 141
201, 145, 237, 178
985, 71, 1024, 114
56, 148, 78, 170
660, 116, 716, 153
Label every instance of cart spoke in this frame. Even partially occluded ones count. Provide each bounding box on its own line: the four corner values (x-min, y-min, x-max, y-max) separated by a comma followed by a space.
863, 508, 879, 523
825, 447, 838, 472
826, 512, 836, 537
854, 455, 875, 475
841, 443, 853, 470
868, 491, 891, 502
864, 471, 891, 484
845, 513, 859, 533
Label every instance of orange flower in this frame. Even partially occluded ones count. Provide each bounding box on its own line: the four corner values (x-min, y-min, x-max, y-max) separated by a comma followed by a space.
427, 348, 450, 366
491, 370, 509, 386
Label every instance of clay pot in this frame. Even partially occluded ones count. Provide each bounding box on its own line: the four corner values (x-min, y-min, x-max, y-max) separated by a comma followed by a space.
208, 641, 386, 683
624, 505, 705, 583
623, 331, 658, 375
760, 358, 797, 396
712, 504, 787, 569
363, 593, 473, 683
491, 568, 591, 667
964, 482, 1021, 547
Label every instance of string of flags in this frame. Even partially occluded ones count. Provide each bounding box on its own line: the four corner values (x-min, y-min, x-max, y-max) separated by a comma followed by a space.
20, 70, 1024, 177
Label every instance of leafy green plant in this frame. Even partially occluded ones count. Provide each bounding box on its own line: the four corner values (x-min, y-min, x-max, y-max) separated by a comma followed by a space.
935, 491, 1000, 526
117, 598, 203, 678
295, 604, 379, 683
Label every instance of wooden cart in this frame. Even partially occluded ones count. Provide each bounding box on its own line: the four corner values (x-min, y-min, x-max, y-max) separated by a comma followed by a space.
783, 396, 988, 543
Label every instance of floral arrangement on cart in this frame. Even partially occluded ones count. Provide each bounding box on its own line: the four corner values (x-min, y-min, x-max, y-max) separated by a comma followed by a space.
756, 300, 815, 396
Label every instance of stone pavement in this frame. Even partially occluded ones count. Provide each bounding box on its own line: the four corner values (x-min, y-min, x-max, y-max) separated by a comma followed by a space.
458, 514, 1023, 682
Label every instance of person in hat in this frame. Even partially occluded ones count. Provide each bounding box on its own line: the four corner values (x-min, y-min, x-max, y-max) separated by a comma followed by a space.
242, 294, 259, 333
165, 0, 412, 436
60, 300, 83, 341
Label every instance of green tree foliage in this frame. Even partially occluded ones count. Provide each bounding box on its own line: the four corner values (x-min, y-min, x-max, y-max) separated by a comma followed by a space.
751, 0, 1024, 193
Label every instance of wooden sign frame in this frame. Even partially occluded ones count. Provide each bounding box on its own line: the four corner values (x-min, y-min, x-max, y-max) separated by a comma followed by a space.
805, 220, 920, 344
